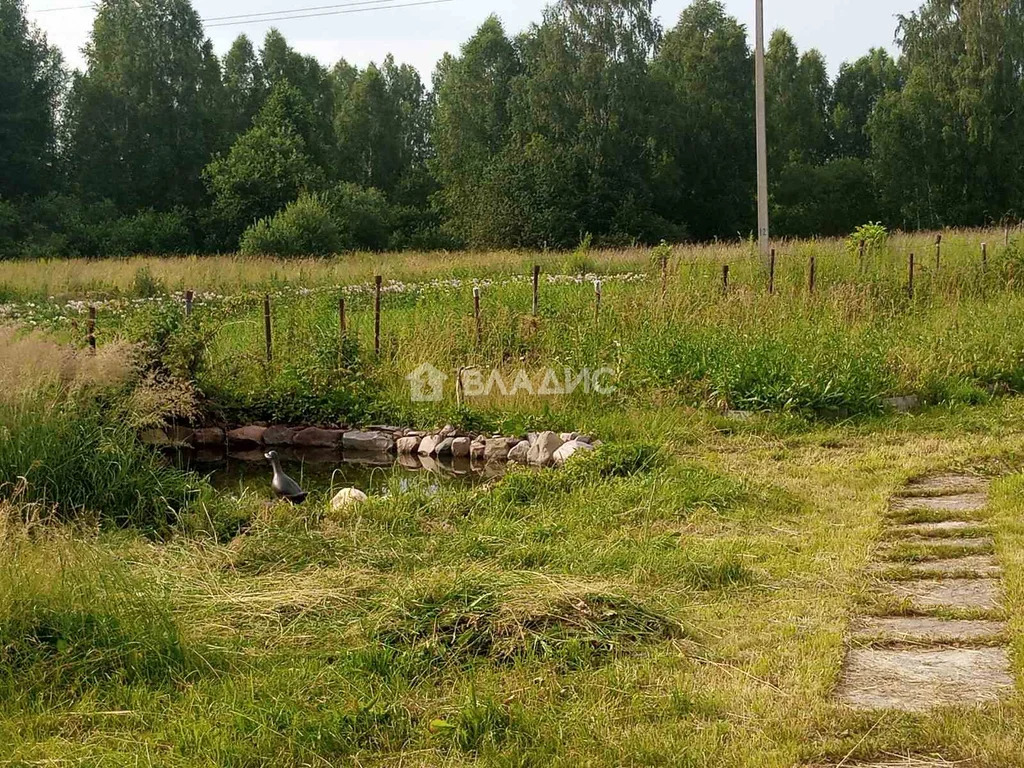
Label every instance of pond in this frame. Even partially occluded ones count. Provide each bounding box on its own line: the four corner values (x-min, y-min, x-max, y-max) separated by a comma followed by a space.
168, 446, 503, 499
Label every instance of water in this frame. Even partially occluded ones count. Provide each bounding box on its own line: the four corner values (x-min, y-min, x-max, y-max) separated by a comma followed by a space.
168, 446, 502, 498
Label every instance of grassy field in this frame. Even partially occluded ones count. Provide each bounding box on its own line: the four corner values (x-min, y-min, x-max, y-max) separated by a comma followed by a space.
3, 231, 1024, 765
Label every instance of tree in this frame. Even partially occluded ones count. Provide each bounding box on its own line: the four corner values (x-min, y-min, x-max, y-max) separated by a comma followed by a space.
870, 0, 1024, 227
222, 35, 266, 142
765, 30, 831, 165
830, 48, 902, 159
204, 82, 324, 243
651, 0, 754, 239
0, 0, 65, 199
66, 0, 223, 211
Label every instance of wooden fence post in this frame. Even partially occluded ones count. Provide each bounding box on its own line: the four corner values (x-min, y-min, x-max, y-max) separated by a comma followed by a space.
263, 294, 272, 363
532, 265, 540, 317
594, 279, 602, 321
660, 253, 668, 302
769, 248, 776, 295
982, 242, 988, 272
908, 253, 915, 300
185, 290, 193, 318
87, 306, 96, 352
809, 256, 817, 295
722, 264, 729, 295
473, 286, 482, 348
935, 234, 942, 271
339, 296, 346, 336
374, 276, 382, 357
859, 239, 866, 273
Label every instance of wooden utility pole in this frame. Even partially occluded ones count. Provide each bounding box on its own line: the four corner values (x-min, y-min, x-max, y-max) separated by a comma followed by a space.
755, 0, 770, 262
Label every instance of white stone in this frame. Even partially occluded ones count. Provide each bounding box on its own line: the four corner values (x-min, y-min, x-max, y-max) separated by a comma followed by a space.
396, 436, 421, 455
553, 439, 595, 466
508, 440, 531, 464
527, 431, 564, 467
418, 435, 442, 456
451, 437, 472, 458
330, 488, 368, 513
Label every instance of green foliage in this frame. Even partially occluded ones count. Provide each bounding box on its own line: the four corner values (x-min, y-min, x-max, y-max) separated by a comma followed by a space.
330, 182, 391, 251
0, 398, 203, 532
240, 192, 339, 257
848, 221, 889, 256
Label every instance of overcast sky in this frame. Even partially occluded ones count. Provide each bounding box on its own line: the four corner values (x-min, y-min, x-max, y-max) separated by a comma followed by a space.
27, 0, 921, 79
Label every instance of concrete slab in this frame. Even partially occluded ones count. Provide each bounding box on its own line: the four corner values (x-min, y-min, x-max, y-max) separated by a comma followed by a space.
890, 493, 988, 513
881, 555, 1003, 578
836, 647, 1013, 711
891, 521, 988, 537
883, 537, 994, 555
903, 474, 989, 495
886, 579, 1002, 611
852, 617, 1007, 644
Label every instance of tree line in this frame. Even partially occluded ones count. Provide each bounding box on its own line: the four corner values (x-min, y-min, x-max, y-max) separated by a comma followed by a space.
1, 0, 1022, 258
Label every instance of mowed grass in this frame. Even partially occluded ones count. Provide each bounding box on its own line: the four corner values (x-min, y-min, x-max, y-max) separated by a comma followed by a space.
4, 402, 1024, 765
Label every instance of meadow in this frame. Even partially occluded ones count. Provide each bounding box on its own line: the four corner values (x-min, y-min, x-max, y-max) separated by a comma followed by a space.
4, 229, 1024, 765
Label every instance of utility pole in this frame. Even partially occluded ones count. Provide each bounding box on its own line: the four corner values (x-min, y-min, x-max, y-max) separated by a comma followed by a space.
755, 0, 770, 262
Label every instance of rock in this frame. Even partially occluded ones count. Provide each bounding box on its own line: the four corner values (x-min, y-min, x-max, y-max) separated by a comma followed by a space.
508, 440, 531, 464
484, 437, 519, 462
190, 427, 225, 447
140, 428, 173, 447
396, 436, 421, 455
262, 426, 298, 446
451, 437, 472, 458
293, 427, 344, 448
435, 437, 455, 456
343, 430, 395, 453
553, 439, 595, 467
418, 435, 442, 456
559, 432, 574, 443
527, 431, 564, 467
439, 424, 457, 439
470, 441, 486, 461
227, 426, 267, 446
527, 432, 540, 446
575, 434, 594, 445
725, 410, 754, 422
330, 487, 368, 514
884, 395, 920, 413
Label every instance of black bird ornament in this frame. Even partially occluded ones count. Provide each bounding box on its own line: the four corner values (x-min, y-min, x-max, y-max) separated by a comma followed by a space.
264, 451, 308, 504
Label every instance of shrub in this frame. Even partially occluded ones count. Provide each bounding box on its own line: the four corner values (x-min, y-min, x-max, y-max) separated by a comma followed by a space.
240, 192, 340, 257
848, 221, 889, 257
329, 182, 391, 251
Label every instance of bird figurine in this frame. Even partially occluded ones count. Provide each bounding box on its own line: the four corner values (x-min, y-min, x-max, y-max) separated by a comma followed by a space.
264, 451, 308, 504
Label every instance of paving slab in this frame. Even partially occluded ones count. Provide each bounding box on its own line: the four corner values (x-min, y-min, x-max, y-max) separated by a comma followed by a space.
811, 759, 972, 767
883, 536, 994, 554
883, 554, 1003, 578
885, 579, 1002, 611
890, 493, 988, 513
852, 617, 1007, 644
836, 647, 1013, 711
891, 521, 988, 537
903, 474, 989, 495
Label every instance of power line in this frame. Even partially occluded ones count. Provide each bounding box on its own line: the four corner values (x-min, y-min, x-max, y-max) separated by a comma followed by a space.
204, 0, 454, 28
29, 3, 94, 12
204, 0, 401, 23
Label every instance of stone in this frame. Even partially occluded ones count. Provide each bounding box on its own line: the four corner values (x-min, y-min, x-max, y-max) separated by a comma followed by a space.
883, 395, 920, 413
527, 431, 564, 467
140, 428, 173, 447
293, 428, 344, 448
484, 437, 520, 462
891, 493, 988, 513
526, 432, 540, 446
343, 430, 395, 453
886, 579, 1002, 612
226, 426, 267, 446
330, 487, 368, 514
190, 427, 225, 447
852, 617, 1008, 645
725, 410, 755, 422
439, 424, 457, 439
396, 436, 421, 455
451, 437, 472, 459
892, 521, 986, 537
575, 434, 594, 445
470, 441, 486, 461
559, 432, 574, 443
553, 439, 595, 467
901, 555, 1002, 578
418, 435, 442, 456
889, 536, 993, 552
508, 440, 530, 464
904, 474, 989, 495
262, 426, 298, 446
435, 437, 455, 456
836, 647, 1013, 711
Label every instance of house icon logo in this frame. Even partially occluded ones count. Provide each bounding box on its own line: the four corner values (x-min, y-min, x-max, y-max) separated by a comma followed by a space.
406, 363, 447, 403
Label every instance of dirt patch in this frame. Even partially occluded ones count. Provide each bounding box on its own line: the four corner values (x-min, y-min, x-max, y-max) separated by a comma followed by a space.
886, 579, 1002, 612
836, 647, 1013, 711
890, 493, 988, 513
852, 617, 1007, 645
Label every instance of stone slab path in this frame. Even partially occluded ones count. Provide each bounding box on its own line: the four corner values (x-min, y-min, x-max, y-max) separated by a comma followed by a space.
836, 474, 1012, 714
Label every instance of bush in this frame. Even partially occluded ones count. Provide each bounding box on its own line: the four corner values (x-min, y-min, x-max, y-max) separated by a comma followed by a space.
848, 221, 889, 257
240, 192, 340, 257
105, 207, 195, 255
329, 182, 391, 251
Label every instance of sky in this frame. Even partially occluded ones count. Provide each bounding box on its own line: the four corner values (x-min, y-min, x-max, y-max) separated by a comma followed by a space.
27, 0, 922, 80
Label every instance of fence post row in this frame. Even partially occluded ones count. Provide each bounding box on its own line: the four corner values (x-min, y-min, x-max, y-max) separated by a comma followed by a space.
263, 294, 273, 363
374, 276, 382, 357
